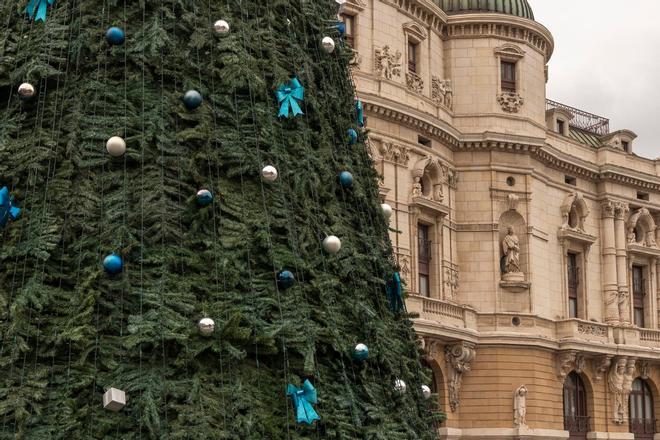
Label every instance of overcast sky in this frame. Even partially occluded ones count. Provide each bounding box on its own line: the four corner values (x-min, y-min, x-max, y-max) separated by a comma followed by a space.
530, 0, 660, 159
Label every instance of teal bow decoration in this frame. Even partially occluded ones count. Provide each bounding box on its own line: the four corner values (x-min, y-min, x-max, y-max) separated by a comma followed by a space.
386, 272, 404, 313
355, 99, 364, 127
25, 0, 55, 22
0, 187, 21, 229
286, 379, 320, 425
275, 78, 304, 118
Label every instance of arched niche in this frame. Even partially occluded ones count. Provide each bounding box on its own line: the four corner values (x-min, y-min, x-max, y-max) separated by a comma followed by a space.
561, 192, 590, 232
627, 208, 657, 247
411, 156, 446, 203
498, 209, 528, 279
422, 356, 449, 417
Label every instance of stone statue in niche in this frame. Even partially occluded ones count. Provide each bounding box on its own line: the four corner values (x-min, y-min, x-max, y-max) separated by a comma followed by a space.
513, 385, 528, 427
501, 226, 523, 281
608, 358, 626, 424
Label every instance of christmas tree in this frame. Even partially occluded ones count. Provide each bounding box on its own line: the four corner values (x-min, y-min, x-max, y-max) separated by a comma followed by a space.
0, 0, 437, 438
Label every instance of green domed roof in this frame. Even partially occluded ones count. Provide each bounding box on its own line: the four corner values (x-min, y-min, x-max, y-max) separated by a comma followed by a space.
439, 0, 535, 20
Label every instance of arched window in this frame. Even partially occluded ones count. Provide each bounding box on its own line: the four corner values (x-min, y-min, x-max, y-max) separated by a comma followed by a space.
563, 372, 589, 439
629, 378, 655, 439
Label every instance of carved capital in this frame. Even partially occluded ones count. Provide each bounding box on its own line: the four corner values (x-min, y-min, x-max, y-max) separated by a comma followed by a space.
614, 202, 629, 221
601, 200, 616, 219
445, 342, 476, 412
556, 351, 580, 380
638, 361, 652, 380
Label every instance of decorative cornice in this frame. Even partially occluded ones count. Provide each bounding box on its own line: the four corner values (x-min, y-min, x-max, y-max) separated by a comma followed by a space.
445, 13, 554, 62
380, 0, 447, 34
362, 100, 660, 193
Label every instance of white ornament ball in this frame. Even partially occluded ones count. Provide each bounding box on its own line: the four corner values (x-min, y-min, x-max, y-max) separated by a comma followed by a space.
103, 387, 126, 412
322, 36, 336, 53
421, 385, 432, 399
394, 379, 407, 394
214, 20, 230, 34
198, 317, 215, 335
18, 82, 35, 99
106, 136, 126, 157
381, 203, 393, 220
262, 165, 278, 182
322, 235, 342, 254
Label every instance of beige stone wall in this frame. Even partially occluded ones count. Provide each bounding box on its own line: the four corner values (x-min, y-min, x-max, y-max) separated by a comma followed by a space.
347, 0, 660, 437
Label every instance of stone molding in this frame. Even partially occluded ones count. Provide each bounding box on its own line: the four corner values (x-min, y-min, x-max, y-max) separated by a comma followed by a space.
445, 13, 555, 61
380, 0, 447, 34
402, 21, 428, 42
362, 100, 660, 192
445, 342, 476, 412
626, 207, 657, 247
341, 0, 366, 15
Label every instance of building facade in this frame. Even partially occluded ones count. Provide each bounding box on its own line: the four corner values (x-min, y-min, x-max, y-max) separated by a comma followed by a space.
341, 0, 660, 438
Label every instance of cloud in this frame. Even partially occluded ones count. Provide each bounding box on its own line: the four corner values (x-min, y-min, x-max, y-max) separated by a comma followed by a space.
531, 0, 660, 159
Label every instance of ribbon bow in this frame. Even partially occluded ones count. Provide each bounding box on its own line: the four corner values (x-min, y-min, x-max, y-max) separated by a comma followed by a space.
355, 99, 364, 127
275, 78, 304, 118
386, 272, 404, 313
0, 187, 21, 229
286, 379, 320, 425
25, 0, 55, 22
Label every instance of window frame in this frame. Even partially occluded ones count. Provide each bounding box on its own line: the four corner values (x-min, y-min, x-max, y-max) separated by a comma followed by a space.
340, 13, 355, 49
408, 40, 419, 74
500, 60, 517, 93
417, 223, 431, 297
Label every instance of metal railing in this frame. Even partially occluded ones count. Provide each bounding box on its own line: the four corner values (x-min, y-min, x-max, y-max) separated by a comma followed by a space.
564, 415, 590, 433
630, 418, 656, 435
546, 99, 610, 135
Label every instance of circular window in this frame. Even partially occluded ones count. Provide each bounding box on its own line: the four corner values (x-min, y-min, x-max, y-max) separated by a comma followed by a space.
512, 317, 521, 327
506, 176, 516, 187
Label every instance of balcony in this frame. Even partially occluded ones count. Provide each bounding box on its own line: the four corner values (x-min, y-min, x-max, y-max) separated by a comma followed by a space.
546, 99, 609, 135
407, 295, 477, 333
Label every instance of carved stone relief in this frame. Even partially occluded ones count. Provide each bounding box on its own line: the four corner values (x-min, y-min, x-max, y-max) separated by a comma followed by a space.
608, 357, 636, 424
379, 142, 410, 166
374, 46, 402, 80
406, 72, 424, 94
513, 385, 528, 428
397, 254, 411, 284
445, 342, 476, 412
577, 323, 607, 337
556, 351, 585, 380
626, 207, 658, 247
497, 92, 524, 113
593, 356, 612, 383
444, 264, 459, 300
431, 76, 453, 109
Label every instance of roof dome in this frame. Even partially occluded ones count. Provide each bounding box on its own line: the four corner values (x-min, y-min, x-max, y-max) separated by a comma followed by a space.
439, 0, 535, 20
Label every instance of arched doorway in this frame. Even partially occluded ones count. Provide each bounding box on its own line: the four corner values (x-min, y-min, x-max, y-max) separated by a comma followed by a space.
563, 372, 589, 439
629, 378, 656, 439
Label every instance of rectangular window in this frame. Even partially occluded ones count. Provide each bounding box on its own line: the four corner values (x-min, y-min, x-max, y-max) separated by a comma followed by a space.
408, 41, 418, 73
622, 141, 630, 152
341, 14, 355, 48
557, 119, 565, 135
501, 61, 516, 92
637, 192, 650, 201
565, 175, 577, 186
567, 253, 579, 318
418, 135, 431, 148
633, 265, 645, 327
418, 224, 431, 297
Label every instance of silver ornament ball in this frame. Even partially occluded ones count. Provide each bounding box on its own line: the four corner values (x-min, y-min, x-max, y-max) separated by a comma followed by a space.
18, 83, 35, 99
394, 379, 407, 394
322, 235, 342, 254
322, 36, 336, 53
198, 317, 215, 335
106, 136, 126, 157
381, 203, 393, 220
421, 385, 432, 399
214, 20, 230, 34
262, 165, 278, 182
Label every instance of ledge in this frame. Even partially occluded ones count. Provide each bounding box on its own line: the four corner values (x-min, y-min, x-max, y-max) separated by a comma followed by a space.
627, 243, 660, 257
558, 227, 598, 246
411, 196, 450, 217
500, 280, 531, 293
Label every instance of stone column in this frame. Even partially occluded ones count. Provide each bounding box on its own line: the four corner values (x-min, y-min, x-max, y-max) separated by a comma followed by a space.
614, 202, 630, 325
601, 201, 619, 324
650, 258, 657, 328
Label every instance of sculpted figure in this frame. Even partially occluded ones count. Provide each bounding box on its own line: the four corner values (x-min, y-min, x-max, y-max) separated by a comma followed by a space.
608, 358, 627, 424
502, 226, 521, 274
514, 385, 528, 427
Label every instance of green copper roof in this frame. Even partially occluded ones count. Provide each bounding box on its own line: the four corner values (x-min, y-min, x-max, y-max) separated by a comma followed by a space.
439, 0, 535, 20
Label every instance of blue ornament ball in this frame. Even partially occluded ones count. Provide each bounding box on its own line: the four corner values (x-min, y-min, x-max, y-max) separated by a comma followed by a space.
354, 343, 369, 361
339, 171, 353, 188
277, 270, 295, 290
347, 128, 358, 145
106, 27, 125, 45
196, 189, 213, 206
103, 254, 123, 275
335, 22, 346, 37
183, 90, 203, 110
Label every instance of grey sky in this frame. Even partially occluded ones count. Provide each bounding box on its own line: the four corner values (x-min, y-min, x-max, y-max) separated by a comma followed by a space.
530, 0, 660, 159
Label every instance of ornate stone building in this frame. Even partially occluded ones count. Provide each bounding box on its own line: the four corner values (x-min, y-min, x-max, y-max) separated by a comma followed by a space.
341, 0, 660, 438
